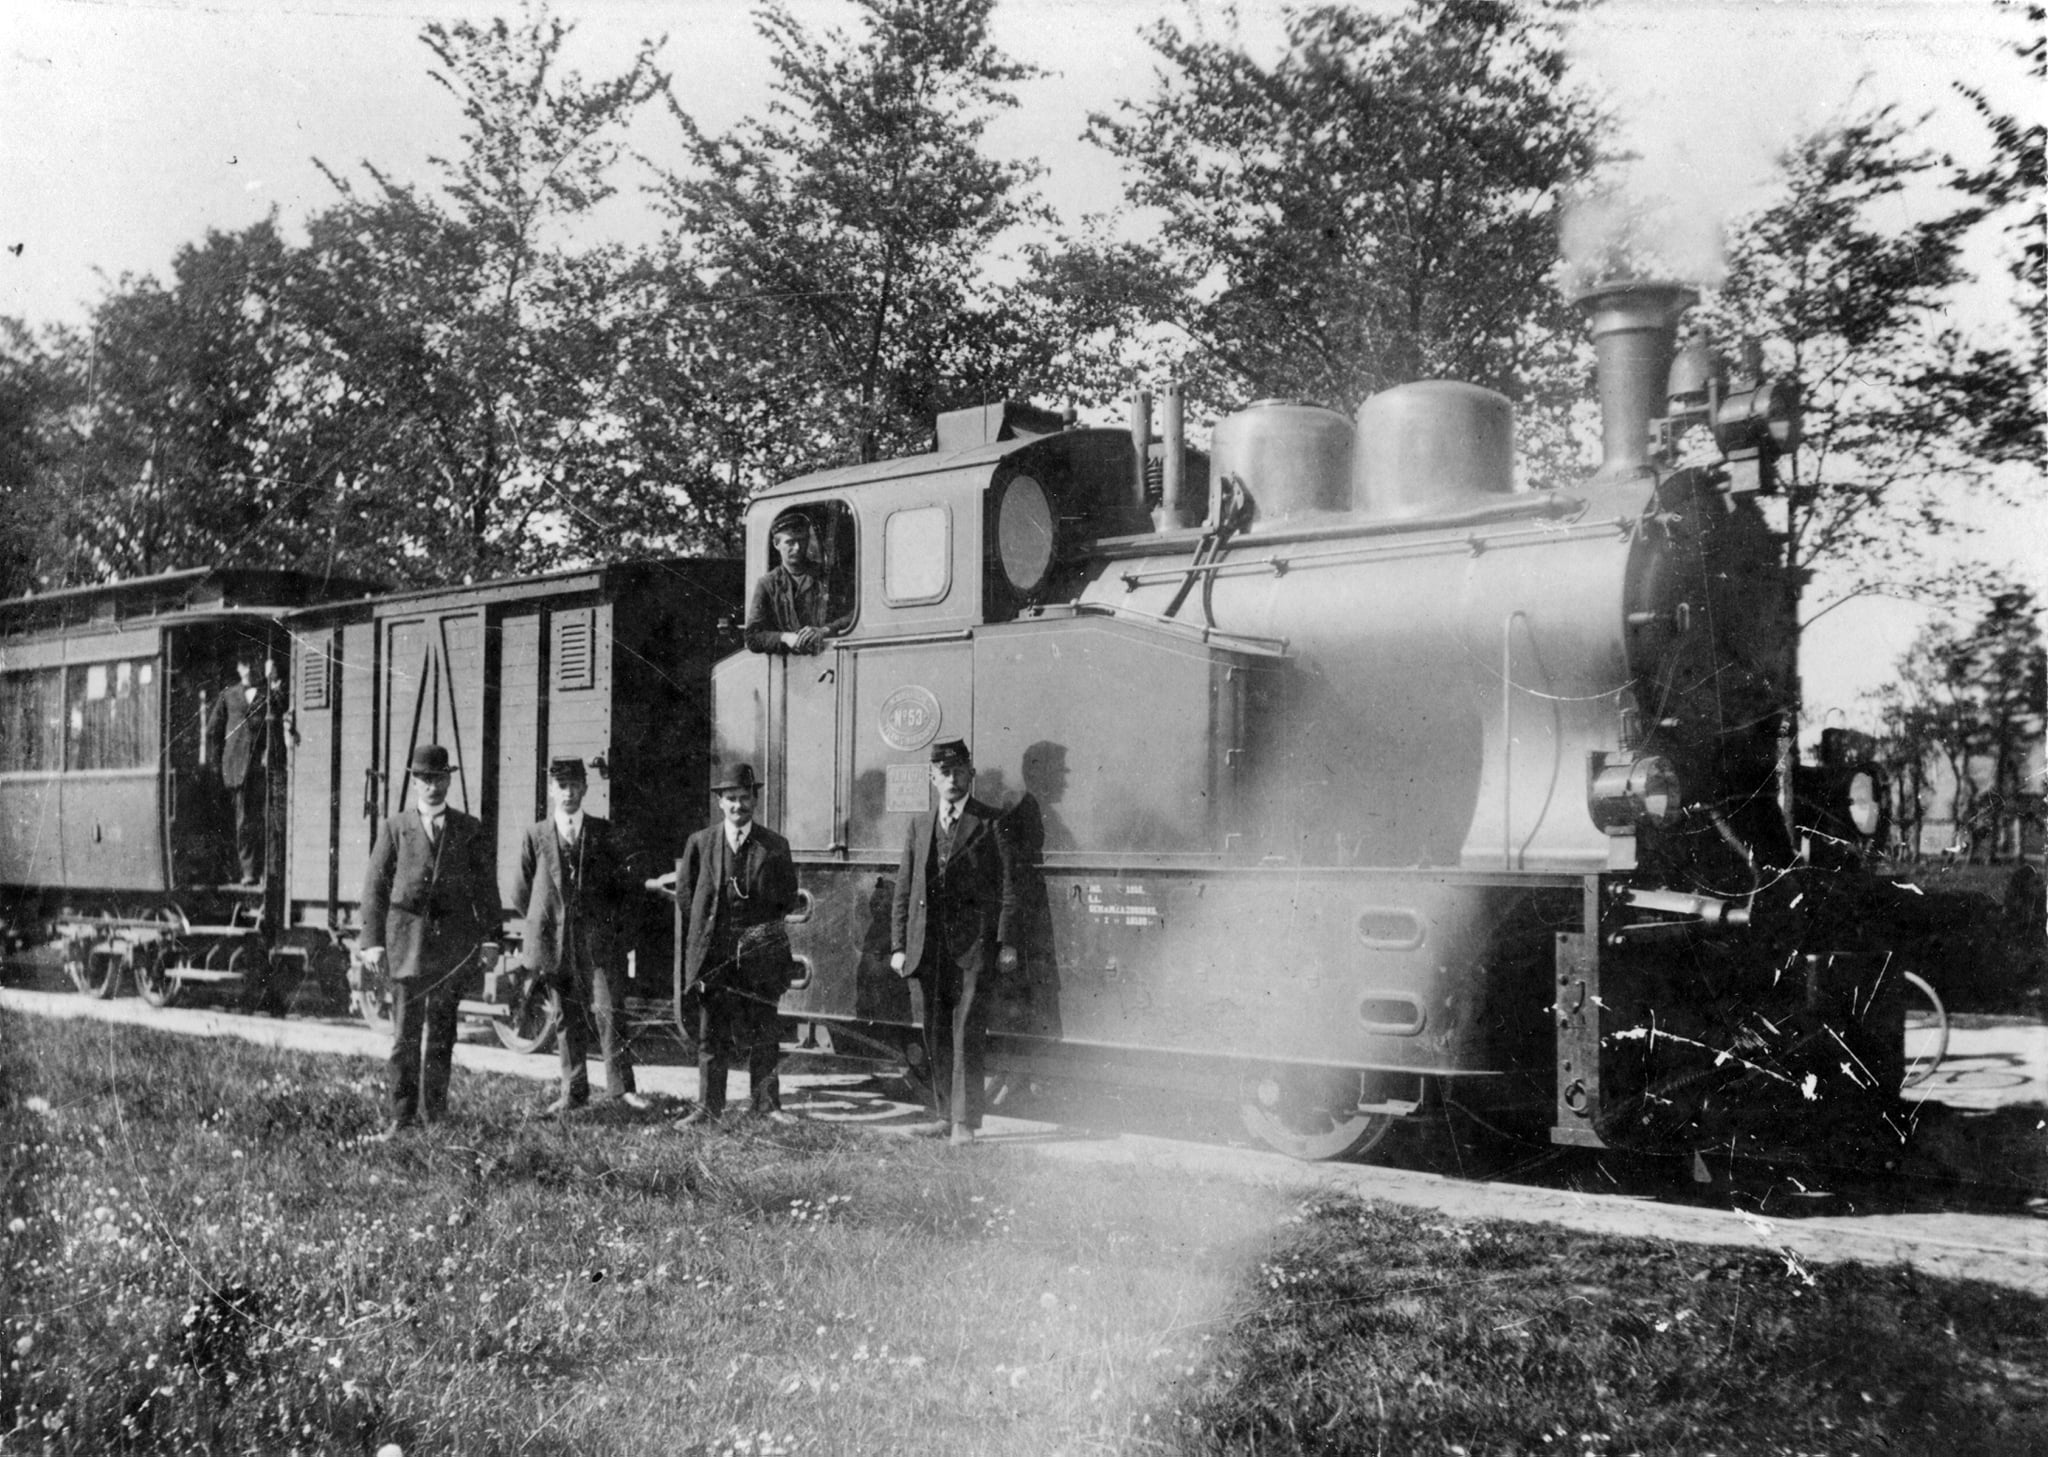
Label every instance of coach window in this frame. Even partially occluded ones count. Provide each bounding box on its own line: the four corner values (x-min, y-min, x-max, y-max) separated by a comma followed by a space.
0, 669, 64, 773
65, 658, 159, 771
883, 505, 951, 606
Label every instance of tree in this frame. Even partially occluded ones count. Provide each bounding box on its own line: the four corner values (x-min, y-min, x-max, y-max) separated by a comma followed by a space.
0, 318, 72, 595
1029, 0, 1604, 444
652, 0, 1050, 477
20, 221, 321, 586
287, 2, 670, 583
1870, 583, 2045, 861
1941, 0, 2046, 476
1699, 106, 2012, 612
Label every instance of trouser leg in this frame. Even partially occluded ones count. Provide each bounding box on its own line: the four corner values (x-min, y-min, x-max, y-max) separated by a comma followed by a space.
388, 978, 424, 1125
419, 978, 461, 1121
952, 958, 983, 1130
746, 999, 781, 1112
922, 954, 963, 1123
555, 979, 592, 1103
591, 960, 634, 1097
696, 994, 728, 1116
233, 778, 266, 881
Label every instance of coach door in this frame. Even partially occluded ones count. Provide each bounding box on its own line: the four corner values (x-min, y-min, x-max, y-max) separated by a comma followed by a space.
379, 610, 486, 819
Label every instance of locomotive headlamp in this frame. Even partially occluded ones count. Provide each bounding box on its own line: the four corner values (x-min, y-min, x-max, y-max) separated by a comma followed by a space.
1587, 753, 1683, 833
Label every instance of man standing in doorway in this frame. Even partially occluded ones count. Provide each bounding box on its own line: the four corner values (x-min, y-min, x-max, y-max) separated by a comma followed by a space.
201, 646, 285, 884
675, 765, 800, 1126
513, 757, 638, 1115
359, 744, 499, 1137
891, 739, 1020, 1145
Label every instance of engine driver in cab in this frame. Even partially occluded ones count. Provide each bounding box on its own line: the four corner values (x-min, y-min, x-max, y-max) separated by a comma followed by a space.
744, 508, 852, 655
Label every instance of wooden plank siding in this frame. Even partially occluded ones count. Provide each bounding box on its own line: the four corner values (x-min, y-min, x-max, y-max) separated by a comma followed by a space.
285, 625, 338, 914
495, 612, 543, 907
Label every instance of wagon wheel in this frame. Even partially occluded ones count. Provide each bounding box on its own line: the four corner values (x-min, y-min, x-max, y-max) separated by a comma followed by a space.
134, 941, 185, 1009
354, 957, 395, 1037
1900, 970, 1950, 1089
490, 974, 562, 1055
71, 940, 127, 1000
1238, 1067, 1399, 1162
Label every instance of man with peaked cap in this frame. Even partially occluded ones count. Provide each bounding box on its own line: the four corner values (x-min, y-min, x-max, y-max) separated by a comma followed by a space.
891, 739, 1021, 1144
512, 757, 638, 1115
744, 509, 854, 654
358, 744, 500, 1137
674, 764, 800, 1126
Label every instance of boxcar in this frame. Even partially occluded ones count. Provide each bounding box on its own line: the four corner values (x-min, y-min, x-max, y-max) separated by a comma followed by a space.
280, 558, 742, 1045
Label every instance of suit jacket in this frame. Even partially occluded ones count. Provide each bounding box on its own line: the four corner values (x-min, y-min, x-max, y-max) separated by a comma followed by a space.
744, 565, 854, 653
205, 683, 280, 787
891, 796, 1020, 977
511, 814, 629, 984
678, 822, 799, 993
360, 807, 499, 982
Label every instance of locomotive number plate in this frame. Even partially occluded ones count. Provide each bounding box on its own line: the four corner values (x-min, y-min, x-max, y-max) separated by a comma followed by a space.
1085, 882, 1162, 926
878, 685, 942, 752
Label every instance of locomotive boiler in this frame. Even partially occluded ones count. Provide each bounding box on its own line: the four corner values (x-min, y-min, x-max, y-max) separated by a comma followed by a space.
720, 280, 1902, 1160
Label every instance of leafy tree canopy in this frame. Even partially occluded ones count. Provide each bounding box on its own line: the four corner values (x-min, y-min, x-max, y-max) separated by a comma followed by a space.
653, 0, 1050, 476
1031, 0, 1604, 440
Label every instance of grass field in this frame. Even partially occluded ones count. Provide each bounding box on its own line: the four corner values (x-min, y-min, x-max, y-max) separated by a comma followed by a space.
5, 1011, 2047, 1454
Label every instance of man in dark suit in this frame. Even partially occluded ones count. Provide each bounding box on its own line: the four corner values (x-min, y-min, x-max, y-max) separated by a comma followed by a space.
674, 764, 799, 1126
891, 739, 1021, 1145
512, 758, 638, 1115
201, 646, 285, 884
359, 744, 500, 1136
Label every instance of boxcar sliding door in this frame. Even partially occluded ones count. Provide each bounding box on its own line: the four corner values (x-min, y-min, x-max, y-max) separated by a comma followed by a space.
380, 611, 486, 820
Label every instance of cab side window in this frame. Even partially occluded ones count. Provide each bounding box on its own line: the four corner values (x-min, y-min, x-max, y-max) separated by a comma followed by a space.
883, 505, 950, 605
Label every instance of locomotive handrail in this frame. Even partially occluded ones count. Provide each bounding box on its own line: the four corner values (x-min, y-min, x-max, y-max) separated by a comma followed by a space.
1094, 490, 1587, 561
1112, 511, 1605, 591
1065, 601, 1288, 655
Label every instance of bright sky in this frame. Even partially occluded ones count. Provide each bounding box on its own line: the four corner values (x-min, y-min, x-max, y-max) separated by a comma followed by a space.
1, 0, 2040, 720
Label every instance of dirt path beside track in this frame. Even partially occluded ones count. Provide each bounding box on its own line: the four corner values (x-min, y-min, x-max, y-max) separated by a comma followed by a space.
6, 985, 2045, 1296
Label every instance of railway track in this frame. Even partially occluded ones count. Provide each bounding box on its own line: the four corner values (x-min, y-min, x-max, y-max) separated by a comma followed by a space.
6, 980, 2044, 1297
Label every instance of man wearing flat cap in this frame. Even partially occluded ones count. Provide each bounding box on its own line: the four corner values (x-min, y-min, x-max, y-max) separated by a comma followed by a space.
512, 758, 637, 1115
891, 739, 1021, 1144
359, 744, 500, 1136
675, 764, 800, 1125
744, 510, 853, 655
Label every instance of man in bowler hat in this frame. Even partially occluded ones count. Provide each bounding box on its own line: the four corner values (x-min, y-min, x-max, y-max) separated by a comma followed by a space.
512, 757, 638, 1114
891, 739, 1020, 1144
359, 745, 499, 1136
675, 764, 800, 1125
201, 645, 287, 884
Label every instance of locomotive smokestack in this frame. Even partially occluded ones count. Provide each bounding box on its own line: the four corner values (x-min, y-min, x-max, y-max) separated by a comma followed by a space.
1129, 387, 1154, 523
1575, 280, 1698, 484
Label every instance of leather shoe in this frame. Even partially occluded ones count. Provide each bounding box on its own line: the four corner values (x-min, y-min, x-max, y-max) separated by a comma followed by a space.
534, 1094, 586, 1119
672, 1106, 720, 1129
908, 1120, 949, 1138
367, 1121, 413, 1143
948, 1123, 976, 1147
761, 1109, 798, 1127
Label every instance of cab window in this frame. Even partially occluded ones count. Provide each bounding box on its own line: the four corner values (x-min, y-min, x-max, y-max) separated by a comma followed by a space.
883, 505, 950, 605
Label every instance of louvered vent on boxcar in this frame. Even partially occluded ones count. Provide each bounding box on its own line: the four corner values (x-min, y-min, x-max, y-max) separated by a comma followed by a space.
552, 609, 595, 691
297, 634, 332, 711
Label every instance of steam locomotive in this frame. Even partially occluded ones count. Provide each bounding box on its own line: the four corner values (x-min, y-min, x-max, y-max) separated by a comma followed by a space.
0, 280, 1906, 1162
